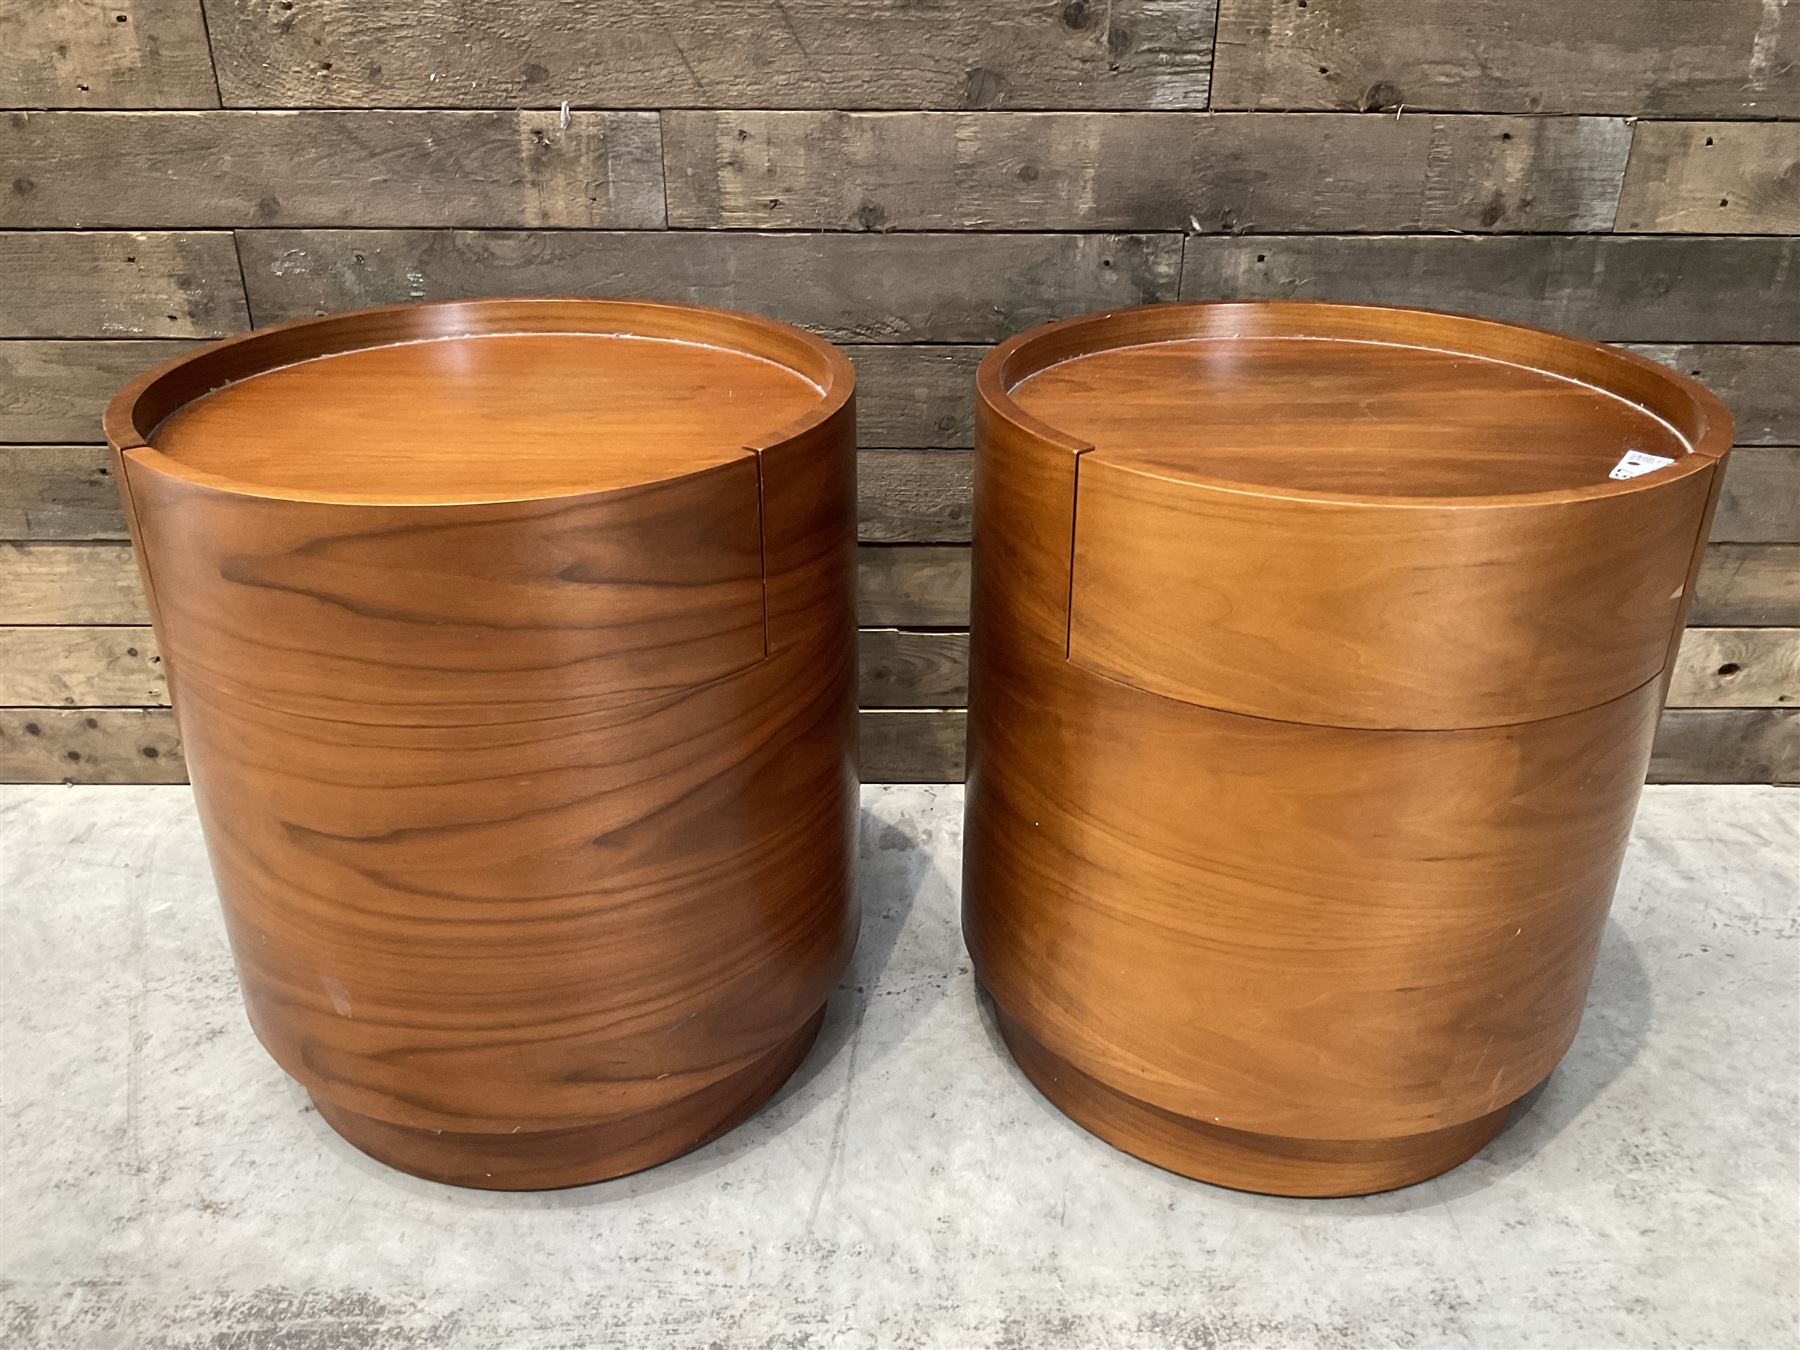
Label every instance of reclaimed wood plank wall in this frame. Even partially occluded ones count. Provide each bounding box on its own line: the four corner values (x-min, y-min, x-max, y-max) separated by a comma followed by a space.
1, 0, 1796, 786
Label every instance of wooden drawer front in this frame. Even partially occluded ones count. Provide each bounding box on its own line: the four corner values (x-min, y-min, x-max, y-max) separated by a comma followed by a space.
123, 453, 768, 725
1068, 454, 1716, 729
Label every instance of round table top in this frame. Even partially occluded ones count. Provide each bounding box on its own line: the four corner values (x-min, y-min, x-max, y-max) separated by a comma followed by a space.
152, 332, 823, 503
1013, 336, 1692, 500
997, 303, 1729, 503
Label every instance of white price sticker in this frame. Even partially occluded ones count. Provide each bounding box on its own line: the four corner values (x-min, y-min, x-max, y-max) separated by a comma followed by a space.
1609, 450, 1676, 480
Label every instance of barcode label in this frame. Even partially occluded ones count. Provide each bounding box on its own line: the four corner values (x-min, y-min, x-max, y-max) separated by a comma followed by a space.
1609, 450, 1677, 480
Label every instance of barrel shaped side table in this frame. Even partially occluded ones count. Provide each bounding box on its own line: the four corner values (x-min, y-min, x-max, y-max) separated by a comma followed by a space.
962, 301, 1732, 1196
105, 299, 859, 1188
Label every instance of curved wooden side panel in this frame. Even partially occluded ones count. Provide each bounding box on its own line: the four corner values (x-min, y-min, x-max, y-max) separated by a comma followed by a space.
112, 338, 858, 1190
1069, 454, 1717, 728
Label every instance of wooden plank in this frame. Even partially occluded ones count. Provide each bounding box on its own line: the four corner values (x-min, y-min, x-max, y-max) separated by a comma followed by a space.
0, 340, 198, 442
1690, 546, 1800, 627
5, 706, 1787, 787
1712, 448, 1800, 546
0, 543, 145, 623
0, 626, 165, 706
1181, 236, 1800, 343
1, 111, 666, 229
0, 0, 217, 109
1668, 629, 1799, 709
0, 233, 248, 338
857, 546, 970, 628
665, 110, 1630, 233
859, 450, 972, 544
0, 445, 125, 539
238, 231, 1180, 342
0, 708, 184, 784
860, 709, 966, 784
849, 346, 984, 449
1647, 710, 1799, 785
200, 0, 1215, 110
1625, 346, 1798, 447
1210, 0, 1800, 117
1618, 122, 1800, 234
859, 630, 969, 709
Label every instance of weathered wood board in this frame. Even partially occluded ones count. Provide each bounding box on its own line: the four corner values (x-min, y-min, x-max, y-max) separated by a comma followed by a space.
0, 340, 199, 441
1, 112, 667, 229
236, 230, 1181, 342
665, 111, 1631, 232
0, 233, 247, 338
1618, 122, 1800, 234
198, 0, 1218, 110
0, 0, 217, 108
1210, 0, 1800, 117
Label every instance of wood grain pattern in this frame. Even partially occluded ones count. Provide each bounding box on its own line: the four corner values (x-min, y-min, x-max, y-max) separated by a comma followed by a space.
665, 111, 1630, 233
0, 626, 165, 706
1211, 0, 1800, 117
1648, 709, 1800, 784
859, 709, 968, 784
1669, 628, 1800, 708
199, 0, 1216, 110
0, 445, 125, 539
964, 301, 1726, 1195
1183, 235, 1800, 342
0, 542, 145, 623
858, 630, 970, 708
859, 450, 973, 544
106, 299, 859, 1187
1712, 447, 1800, 544
1619, 122, 1800, 234
0, 0, 216, 108
847, 347, 984, 449
0, 341, 199, 442
1627, 346, 1798, 447
236, 230, 1181, 341
0, 708, 183, 783
1, 112, 666, 229
1691, 545, 1800, 625
0, 233, 246, 338
857, 546, 972, 628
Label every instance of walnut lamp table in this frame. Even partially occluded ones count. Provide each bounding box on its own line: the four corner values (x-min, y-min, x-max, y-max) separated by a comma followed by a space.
105, 299, 859, 1189
963, 301, 1731, 1196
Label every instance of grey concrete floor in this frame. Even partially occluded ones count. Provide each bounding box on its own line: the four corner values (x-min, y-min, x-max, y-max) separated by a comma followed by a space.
1, 784, 1796, 1349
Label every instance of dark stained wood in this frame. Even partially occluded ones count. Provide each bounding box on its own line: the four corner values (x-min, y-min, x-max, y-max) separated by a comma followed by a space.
858, 630, 970, 708
1618, 122, 1800, 234
859, 450, 973, 544
0, 233, 247, 338
0, 341, 200, 442
0, 708, 183, 783
859, 709, 967, 784
0, 626, 166, 706
0, 0, 217, 108
106, 298, 859, 1187
198, 0, 1216, 110
1, 112, 666, 230
1712, 448, 1800, 545
1210, 0, 1800, 117
847, 346, 984, 449
1626, 346, 1798, 447
857, 546, 971, 628
235, 230, 1181, 341
665, 111, 1630, 233
1648, 710, 1799, 784
1668, 629, 1800, 709
1182, 235, 1800, 343
0, 445, 125, 539
1691, 545, 1800, 626
964, 300, 1728, 1195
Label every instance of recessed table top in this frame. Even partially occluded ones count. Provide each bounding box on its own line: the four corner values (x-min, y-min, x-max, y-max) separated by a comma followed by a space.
1011, 334, 1695, 499
149, 330, 826, 504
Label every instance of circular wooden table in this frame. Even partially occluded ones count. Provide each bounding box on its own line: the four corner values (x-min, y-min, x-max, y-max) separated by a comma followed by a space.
105, 299, 859, 1189
963, 301, 1732, 1196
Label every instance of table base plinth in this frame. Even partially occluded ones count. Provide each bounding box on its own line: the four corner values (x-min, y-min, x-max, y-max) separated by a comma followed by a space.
309, 1008, 826, 1191
996, 1009, 1514, 1198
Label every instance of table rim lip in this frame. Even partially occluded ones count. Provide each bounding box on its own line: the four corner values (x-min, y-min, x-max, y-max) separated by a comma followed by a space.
976, 300, 1735, 511
102, 296, 856, 507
